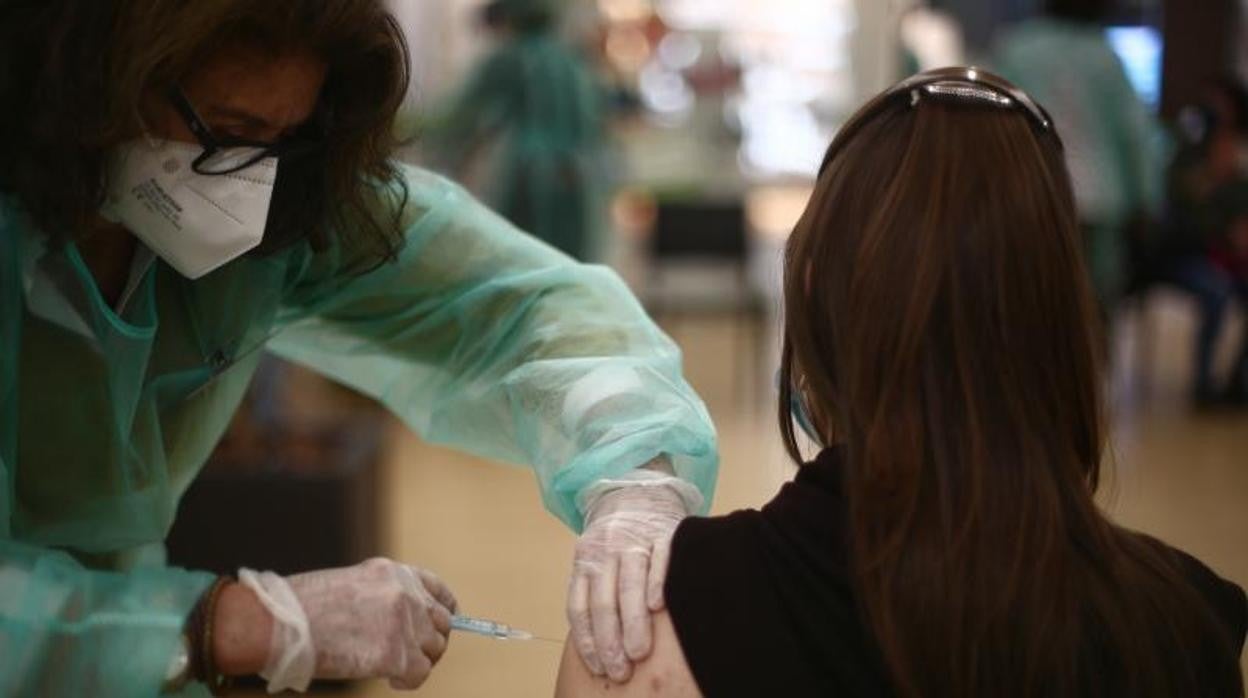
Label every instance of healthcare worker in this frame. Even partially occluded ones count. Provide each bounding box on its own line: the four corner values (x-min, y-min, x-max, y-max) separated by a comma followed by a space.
0, 1, 715, 695
426, 0, 607, 261
994, 0, 1160, 309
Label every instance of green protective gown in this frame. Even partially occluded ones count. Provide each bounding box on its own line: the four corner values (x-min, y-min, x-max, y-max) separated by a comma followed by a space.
994, 18, 1162, 305
428, 31, 606, 261
0, 165, 717, 696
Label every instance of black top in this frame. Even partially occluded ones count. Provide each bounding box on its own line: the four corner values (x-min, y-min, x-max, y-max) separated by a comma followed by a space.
664, 448, 1248, 697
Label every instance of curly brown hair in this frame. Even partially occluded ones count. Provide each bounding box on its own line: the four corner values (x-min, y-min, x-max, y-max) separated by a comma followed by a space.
0, 0, 411, 265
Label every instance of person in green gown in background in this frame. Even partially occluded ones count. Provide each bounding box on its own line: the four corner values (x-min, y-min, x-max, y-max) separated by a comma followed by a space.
426, 0, 607, 261
994, 0, 1161, 312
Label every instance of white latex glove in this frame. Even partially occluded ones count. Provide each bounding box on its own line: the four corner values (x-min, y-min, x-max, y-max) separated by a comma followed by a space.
239, 558, 458, 693
567, 472, 701, 683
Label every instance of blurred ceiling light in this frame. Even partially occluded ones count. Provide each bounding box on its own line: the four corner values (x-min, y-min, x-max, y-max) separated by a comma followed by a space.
657, 32, 702, 71
599, 0, 653, 24
605, 27, 653, 72
639, 64, 695, 116
738, 102, 826, 177
655, 0, 732, 29
742, 65, 820, 102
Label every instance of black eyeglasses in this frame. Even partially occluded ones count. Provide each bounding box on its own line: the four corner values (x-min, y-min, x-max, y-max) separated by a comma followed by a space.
167, 86, 325, 175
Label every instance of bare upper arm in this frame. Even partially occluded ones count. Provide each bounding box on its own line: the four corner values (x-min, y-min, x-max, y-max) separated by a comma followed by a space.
554, 610, 701, 698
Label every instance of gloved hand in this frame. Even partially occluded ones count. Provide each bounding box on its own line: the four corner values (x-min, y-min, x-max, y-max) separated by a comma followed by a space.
239, 558, 458, 692
567, 471, 702, 683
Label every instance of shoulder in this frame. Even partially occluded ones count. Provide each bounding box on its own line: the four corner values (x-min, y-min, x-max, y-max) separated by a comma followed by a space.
556, 611, 701, 698
1132, 532, 1248, 654
390, 163, 467, 212
276, 164, 459, 293
556, 513, 767, 698
1167, 546, 1248, 649
389, 163, 513, 231
344, 162, 513, 260
664, 511, 767, 609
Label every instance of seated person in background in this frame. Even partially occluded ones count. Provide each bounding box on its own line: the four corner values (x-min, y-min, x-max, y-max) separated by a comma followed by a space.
555, 68, 1247, 698
1161, 78, 1248, 407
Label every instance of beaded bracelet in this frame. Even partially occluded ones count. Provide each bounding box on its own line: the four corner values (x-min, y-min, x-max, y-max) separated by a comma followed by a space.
188, 575, 234, 696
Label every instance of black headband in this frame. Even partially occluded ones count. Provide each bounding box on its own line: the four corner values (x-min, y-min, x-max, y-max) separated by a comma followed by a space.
819, 66, 1062, 176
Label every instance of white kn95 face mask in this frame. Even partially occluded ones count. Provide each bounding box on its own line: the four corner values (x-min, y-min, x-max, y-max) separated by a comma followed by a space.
101, 137, 277, 279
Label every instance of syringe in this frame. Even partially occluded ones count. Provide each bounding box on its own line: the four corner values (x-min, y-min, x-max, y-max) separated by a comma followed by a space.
451, 614, 536, 641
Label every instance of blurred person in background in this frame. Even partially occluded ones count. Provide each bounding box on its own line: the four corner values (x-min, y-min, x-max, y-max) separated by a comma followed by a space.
1160, 78, 1248, 407
0, 0, 715, 694
425, 0, 608, 261
555, 67, 1247, 698
994, 0, 1160, 314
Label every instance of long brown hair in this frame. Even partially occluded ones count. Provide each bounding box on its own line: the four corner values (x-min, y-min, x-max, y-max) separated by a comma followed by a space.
779, 70, 1243, 697
0, 0, 410, 266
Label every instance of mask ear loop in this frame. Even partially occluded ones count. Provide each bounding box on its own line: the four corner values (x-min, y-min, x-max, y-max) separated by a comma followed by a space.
131, 89, 175, 150
133, 111, 163, 149
133, 129, 204, 162
134, 113, 183, 152
791, 377, 824, 447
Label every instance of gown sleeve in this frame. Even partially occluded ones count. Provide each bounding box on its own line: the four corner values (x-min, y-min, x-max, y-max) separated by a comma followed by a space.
0, 536, 214, 696
268, 166, 718, 530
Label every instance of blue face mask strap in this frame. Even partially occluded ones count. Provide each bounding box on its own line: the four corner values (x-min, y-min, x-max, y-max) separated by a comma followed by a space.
776, 370, 823, 446
790, 391, 822, 446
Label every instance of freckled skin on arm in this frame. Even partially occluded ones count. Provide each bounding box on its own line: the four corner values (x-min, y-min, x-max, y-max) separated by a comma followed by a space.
555, 611, 702, 697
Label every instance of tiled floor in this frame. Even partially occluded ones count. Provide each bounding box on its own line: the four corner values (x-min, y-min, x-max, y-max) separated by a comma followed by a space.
347, 292, 1246, 697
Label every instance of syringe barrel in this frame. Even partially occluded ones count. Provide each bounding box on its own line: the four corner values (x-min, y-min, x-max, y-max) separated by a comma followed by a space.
451, 614, 509, 638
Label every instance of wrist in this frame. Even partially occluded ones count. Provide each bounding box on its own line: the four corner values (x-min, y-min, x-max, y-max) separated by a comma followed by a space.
579, 476, 703, 524
639, 455, 675, 475
212, 582, 274, 676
